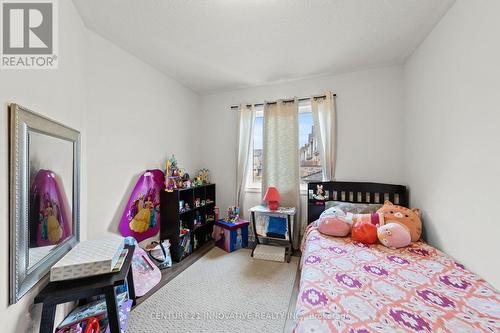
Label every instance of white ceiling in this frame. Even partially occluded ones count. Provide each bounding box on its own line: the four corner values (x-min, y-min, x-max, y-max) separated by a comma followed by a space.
73, 0, 455, 94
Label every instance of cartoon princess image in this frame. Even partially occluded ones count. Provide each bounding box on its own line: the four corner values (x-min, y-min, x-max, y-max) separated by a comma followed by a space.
32, 170, 72, 247
43, 198, 63, 244
235, 228, 243, 250
148, 196, 157, 228
129, 195, 151, 233
129, 188, 158, 233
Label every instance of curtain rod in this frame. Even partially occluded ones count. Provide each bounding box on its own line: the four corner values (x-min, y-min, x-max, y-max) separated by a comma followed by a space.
229, 93, 336, 110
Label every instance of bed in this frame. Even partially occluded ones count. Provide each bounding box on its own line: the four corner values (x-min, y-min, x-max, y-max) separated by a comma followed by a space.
294, 181, 500, 333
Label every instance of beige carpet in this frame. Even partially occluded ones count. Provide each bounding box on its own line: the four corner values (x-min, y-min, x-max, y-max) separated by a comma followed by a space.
127, 247, 299, 333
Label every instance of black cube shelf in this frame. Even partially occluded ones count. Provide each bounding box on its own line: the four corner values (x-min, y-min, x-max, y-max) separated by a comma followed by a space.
160, 184, 216, 262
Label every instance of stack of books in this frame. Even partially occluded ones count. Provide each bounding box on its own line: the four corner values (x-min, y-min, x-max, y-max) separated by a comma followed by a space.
50, 237, 126, 282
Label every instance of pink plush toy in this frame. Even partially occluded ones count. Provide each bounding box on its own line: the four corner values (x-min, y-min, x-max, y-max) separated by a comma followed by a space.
377, 222, 411, 249
318, 215, 351, 237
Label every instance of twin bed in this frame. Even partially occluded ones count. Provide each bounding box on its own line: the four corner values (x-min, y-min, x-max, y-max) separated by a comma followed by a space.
294, 181, 500, 333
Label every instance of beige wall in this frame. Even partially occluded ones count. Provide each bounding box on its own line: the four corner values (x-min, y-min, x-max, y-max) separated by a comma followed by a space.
85, 31, 200, 241
403, 0, 500, 288
0, 1, 201, 331
0, 2, 87, 332
199, 66, 405, 225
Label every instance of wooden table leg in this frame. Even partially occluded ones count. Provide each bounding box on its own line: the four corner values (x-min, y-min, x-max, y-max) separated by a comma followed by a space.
39, 303, 56, 333
105, 287, 120, 333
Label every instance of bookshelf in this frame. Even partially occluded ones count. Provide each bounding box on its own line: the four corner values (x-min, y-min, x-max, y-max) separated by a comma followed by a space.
160, 184, 216, 262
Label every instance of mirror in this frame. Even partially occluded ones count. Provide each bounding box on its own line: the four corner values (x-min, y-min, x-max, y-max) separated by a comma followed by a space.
10, 104, 80, 304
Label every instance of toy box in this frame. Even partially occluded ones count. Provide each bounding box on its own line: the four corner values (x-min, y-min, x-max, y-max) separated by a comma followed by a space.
212, 219, 249, 252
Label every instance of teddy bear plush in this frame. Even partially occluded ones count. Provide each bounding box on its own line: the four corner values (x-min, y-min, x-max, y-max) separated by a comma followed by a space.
377, 200, 422, 242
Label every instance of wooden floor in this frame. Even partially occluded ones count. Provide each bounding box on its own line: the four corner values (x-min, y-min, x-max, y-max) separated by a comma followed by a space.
133, 240, 215, 307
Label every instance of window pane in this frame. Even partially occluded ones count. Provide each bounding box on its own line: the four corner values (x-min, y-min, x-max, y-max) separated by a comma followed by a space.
253, 113, 263, 183
299, 109, 322, 183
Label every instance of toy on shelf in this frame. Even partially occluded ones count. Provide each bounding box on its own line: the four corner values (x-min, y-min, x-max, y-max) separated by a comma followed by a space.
224, 206, 240, 223
182, 173, 191, 188
165, 155, 181, 192
199, 169, 210, 184
194, 211, 202, 227
192, 176, 202, 187
312, 184, 328, 201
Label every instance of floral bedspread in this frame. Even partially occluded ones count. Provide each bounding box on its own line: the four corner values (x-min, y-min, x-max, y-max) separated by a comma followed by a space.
293, 227, 500, 332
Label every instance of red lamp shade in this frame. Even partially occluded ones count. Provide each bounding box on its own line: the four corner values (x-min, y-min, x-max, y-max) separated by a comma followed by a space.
263, 186, 281, 210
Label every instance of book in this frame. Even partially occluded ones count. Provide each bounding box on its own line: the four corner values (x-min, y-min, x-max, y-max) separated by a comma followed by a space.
111, 249, 129, 273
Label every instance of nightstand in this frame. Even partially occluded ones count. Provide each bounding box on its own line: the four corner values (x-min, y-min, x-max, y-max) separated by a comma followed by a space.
249, 205, 296, 262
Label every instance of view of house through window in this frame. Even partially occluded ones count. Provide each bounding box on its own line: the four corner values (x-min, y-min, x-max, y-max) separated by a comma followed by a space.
251, 105, 322, 186
252, 109, 264, 184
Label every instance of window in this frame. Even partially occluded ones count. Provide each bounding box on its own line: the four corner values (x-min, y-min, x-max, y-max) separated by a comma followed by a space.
248, 103, 322, 188
298, 105, 323, 182
252, 109, 264, 184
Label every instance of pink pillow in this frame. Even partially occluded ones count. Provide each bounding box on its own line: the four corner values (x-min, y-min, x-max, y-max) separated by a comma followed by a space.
318, 216, 351, 237
377, 223, 411, 249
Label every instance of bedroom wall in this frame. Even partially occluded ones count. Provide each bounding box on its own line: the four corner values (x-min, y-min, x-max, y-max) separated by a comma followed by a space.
0, 2, 87, 332
199, 66, 405, 223
403, 0, 500, 288
0, 1, 201, 331
84, 31, 200, 241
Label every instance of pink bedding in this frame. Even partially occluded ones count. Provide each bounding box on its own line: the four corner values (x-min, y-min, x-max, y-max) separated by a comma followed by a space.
294, 226, 500, 332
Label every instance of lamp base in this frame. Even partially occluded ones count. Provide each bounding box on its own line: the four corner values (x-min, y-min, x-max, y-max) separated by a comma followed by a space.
268, 201, 279, 210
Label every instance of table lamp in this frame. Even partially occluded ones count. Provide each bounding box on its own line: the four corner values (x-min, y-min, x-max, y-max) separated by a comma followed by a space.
263, 186, 280, 210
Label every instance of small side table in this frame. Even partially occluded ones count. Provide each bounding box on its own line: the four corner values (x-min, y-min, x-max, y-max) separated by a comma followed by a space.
249, 205, 296, 262
34, 245, 136, 333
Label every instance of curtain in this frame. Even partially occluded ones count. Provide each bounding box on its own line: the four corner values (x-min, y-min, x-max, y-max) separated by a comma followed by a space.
236, 104, 255, 209
262, 100, 301, 248
311, 92, 337, 181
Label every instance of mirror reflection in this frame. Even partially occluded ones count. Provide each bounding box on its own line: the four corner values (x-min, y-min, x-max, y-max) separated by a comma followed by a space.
28, 131, 74, 270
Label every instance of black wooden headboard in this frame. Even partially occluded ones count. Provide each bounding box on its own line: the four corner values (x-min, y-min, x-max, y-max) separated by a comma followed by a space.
307, 181, 408, 223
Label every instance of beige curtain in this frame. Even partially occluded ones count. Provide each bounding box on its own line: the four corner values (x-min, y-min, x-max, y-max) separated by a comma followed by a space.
311, 92, 337, 181
236, 104, 255, 208
262, 100, 301, 247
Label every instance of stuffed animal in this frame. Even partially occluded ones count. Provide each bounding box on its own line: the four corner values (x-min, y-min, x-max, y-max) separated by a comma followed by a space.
377, 201, 422, 242
351, 219, 378, 244
318, 214, 351, 237
377, 223, 411, 248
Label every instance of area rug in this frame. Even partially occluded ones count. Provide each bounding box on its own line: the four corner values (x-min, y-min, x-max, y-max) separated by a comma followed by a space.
127, 247, 299, 333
